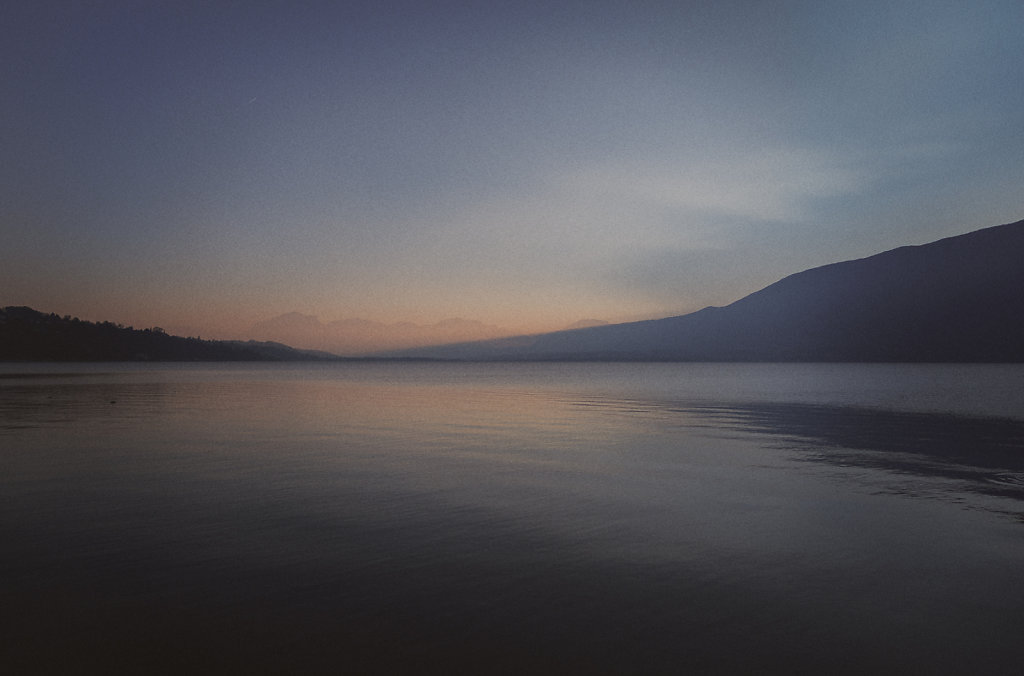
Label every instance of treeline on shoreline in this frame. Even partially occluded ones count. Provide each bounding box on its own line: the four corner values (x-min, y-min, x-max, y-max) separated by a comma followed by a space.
0, 306, 334, 361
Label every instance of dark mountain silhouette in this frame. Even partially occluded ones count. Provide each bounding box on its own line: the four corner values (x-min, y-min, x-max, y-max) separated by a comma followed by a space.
0, 307, 337, 361
385, 218, 1024, 362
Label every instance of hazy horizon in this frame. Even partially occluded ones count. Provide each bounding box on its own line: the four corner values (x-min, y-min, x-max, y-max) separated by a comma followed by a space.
4, 1, 1023, 346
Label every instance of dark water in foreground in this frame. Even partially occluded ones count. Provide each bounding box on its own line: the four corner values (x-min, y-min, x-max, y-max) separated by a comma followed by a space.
2, 362, 1023, 674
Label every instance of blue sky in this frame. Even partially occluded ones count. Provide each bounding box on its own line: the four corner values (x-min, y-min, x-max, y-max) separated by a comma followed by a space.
3, 0, 1022, 338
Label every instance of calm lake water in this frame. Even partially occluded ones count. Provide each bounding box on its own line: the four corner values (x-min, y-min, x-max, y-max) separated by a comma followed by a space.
2, 362, 1023, 674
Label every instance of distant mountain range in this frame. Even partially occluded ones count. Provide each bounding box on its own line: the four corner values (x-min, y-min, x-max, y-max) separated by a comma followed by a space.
0, 307, 337, 361
383, 218, 1024, 362
6, 219, 1023, 363
246, 313, 513, 356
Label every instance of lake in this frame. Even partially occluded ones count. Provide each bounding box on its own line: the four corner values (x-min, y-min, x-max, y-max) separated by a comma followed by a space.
2, 362, 1023, 674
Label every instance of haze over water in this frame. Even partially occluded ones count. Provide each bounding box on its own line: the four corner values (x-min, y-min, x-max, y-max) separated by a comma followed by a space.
3, 362, 1024, 673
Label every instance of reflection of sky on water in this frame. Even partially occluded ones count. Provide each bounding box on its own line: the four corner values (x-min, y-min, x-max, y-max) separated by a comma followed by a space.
3, 365, 1024, 672
5, 369, 1024, 514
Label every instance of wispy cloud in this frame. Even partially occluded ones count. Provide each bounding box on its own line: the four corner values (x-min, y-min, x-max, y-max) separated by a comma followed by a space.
558, 147, 863, 224
425, 145, 864, 269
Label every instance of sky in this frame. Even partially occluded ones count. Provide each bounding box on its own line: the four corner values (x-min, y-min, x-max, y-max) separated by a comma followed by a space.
3, 0, 1023, 340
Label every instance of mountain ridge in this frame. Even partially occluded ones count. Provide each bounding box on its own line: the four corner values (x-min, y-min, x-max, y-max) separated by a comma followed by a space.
382, 218, 1024, 362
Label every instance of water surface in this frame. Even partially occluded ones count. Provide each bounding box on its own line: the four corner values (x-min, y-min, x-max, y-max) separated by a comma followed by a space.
2, 362, 1023, 673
